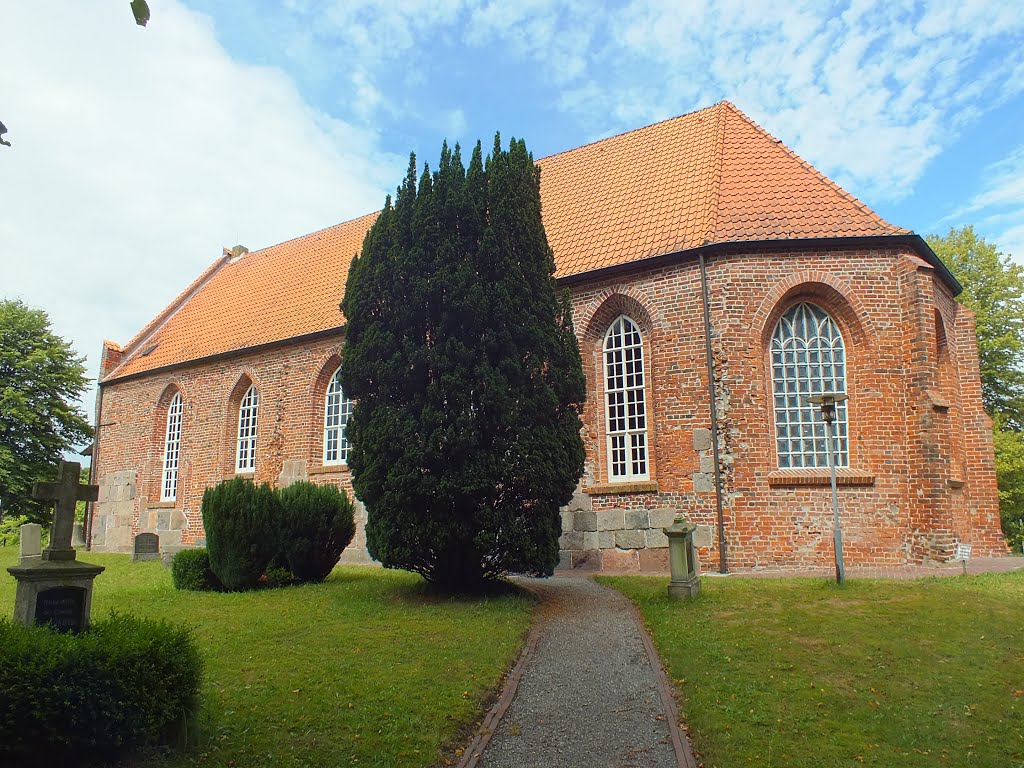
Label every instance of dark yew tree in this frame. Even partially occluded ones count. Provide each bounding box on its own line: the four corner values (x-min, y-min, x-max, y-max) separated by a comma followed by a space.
341, 136, 585, 591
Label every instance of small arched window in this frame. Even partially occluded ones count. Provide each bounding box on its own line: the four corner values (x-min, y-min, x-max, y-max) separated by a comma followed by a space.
604, 316, 648, 480
236, 385, 259, 472
161, 392, 182, 500
771, 302, 848, 468
323, 367, 353, 465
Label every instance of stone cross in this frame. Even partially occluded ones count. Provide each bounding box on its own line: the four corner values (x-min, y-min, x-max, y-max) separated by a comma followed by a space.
32, 461, 98, 562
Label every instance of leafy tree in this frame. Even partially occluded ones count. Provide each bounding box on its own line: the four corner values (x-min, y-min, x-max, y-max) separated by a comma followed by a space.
0, 300, 91, 525
341, 136, 585, 591
928, 227, 1024, 547
994, 419, 1024, 551
928, 226, 1024, 428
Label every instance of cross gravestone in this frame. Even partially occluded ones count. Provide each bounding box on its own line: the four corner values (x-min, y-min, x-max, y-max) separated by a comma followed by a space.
131, 532, 160, 562
6, 461, 105, 633
33, 461, 97, 561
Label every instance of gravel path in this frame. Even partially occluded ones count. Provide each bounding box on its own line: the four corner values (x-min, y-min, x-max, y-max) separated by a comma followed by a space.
475, 576, 686, 768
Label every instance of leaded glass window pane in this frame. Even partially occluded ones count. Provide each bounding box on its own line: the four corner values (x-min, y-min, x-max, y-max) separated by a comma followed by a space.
604, 316, 649, 480
324, 367, 353, 465
161, 393, 182, 501
771, 303, 848, 468
236, 385, 259, 472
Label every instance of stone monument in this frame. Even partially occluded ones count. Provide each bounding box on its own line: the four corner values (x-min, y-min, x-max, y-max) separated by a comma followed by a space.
131, 532, 160, 562
19, 523, 42, 565
664, 514, 701, 599
6, 461, 105, 633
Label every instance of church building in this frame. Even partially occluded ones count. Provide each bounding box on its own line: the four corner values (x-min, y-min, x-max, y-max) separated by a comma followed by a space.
89, 101, 1008, 571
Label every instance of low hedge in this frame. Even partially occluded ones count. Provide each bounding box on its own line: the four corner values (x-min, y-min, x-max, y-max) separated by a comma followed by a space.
278, 481, 356, 583
171, 547, 223, 591
203, 477, 280, 591
0, 614, 203, 767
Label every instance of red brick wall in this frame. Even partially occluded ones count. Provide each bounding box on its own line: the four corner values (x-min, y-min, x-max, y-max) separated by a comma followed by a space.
91, 336, 355, 551
570, 244, 1006, 569
92, 244, 1007, 567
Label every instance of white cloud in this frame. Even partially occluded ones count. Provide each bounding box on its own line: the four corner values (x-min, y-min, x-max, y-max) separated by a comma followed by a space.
0, 2, 404, 418
953, 145, 1024, 265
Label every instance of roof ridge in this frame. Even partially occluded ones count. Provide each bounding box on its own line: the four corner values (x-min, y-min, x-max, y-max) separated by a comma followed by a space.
720, 101, 908, 235
106, 211, 382, 381
536, 102, 722, 164
115, 252, 229, 359
244, 210, 380, 258
702, 101, 728, 244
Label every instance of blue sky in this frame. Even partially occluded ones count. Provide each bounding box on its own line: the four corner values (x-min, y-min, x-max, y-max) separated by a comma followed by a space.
2, 1, 1023, 421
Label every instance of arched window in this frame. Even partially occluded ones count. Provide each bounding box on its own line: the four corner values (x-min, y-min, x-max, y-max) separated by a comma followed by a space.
323, 367, 353, 465
236, 385, 259, 472
771, 302, 848, 468
604, 316, 648, 480
161, 392, 182, 500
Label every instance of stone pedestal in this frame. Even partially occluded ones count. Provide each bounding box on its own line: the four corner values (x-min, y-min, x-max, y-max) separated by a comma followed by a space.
665, 515, 702, 600
7, 559, 105, 633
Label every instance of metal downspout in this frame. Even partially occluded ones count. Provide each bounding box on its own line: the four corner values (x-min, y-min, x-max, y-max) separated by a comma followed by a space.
699, 252, 728, 574
85, 383, 103, 551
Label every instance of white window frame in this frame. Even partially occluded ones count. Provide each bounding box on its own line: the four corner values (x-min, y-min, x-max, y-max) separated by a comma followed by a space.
161, 392, 182, 501
770, 302, 849, 469
603, 315, 649, 481
235, 385, 259, 473
323, 367, 353, 466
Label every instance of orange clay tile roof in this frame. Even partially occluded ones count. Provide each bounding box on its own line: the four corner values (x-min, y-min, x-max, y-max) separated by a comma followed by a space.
104, 101, 910, 382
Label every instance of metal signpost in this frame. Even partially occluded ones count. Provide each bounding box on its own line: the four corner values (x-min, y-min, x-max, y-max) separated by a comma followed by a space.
808, 393, 848, 585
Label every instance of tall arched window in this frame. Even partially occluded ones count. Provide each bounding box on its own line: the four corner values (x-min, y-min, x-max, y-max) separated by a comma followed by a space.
771, 302, 848, 468
236, 385, 259, 472
161, 392, 182, 500
323, 367, 353, 465
604, 316, 648, 480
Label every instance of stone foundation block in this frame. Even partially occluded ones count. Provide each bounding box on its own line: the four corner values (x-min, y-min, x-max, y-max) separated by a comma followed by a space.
625, 510, 650, 530
693, 524, 714, 548
597, 509, 625, 531
700, 454, 716, 473
639, 547, 670, 573
556, 550, 572, 570
567, 491, 592, 513
160, 530, 183, 548
598, 531, 614, 549
693, 428, 712, 451
571, 550, 601, 570
583, 531, 600, 550
560, 510, 574, 533
574, 511, 597, 532
692, 472, 714, 493
340, 547, 377, 565
615, 529, 646, 549
602, 548, 640, 572
645, 528, 669, 548
560, 531, 584, 550
649, 508, 677, 529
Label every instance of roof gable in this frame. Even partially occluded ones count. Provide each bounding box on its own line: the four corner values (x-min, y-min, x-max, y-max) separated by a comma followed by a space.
105, 101, 910, 382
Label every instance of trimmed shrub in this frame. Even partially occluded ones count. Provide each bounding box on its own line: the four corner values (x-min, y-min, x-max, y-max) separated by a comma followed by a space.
171, 547, 222, 591
278, 481, 356, 583
0, 614, 202, 767
202, 477, 279, 591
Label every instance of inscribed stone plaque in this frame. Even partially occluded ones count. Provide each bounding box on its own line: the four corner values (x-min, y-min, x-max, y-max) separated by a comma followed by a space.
19, 523, 42, 563
132, 532, 160, 562
35, 586, 86, 633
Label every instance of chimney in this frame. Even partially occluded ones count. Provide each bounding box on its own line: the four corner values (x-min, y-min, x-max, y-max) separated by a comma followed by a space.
223, 244, 249, 262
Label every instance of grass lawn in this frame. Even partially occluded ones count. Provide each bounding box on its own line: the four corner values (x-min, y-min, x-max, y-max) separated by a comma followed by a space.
0, 547, 534, 768
602, 572, 1024, 768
